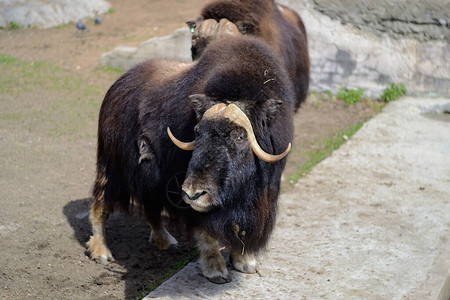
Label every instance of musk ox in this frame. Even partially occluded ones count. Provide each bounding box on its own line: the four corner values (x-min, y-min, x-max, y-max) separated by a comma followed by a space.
87, 35, 294, 283
187, 0, 310, 111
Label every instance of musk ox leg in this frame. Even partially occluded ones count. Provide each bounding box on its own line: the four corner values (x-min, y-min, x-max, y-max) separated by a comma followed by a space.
195, 229, 231, 284
87, 165, 114, 264
144, 208, 178, 250
87, 202, 114, 264
231, 252, 258, 274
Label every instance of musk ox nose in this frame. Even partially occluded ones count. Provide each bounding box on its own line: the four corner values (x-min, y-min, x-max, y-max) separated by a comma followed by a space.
182, 185, 212, 212
184, 189, 207, 201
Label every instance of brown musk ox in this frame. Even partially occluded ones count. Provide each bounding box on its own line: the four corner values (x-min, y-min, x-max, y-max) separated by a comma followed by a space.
87, 35, 294, 284
187, 0, 310, 111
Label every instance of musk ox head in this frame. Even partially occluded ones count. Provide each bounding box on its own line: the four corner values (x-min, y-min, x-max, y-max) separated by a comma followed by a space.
167, 95, 290, 213
187, 18, 241, 60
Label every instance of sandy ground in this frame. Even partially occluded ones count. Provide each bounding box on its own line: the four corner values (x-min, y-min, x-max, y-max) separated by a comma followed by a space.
0, 0, 382, 299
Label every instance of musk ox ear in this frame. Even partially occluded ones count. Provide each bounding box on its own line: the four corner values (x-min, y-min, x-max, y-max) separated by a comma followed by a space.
186, 17, 203, 32
235, 21, 256, 34
264, 99, 283, 119
186, 20, 196, 28
189, 94, 209, 118
186, 20, 196, 31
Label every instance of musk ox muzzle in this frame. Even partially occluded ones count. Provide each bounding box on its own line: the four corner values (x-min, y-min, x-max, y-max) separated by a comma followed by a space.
181, 183, 212, 213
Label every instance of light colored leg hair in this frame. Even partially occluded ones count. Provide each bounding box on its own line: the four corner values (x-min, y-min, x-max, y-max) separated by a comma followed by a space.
87, 201, 114, 264
231, 251, 257, 274
87, 167, 114, 264
195, 229, 230, 284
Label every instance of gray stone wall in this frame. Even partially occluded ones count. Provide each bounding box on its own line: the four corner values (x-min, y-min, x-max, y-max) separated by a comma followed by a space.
0, 0, 111, 29
312, 0, 450, 42
281, 0, 450, 97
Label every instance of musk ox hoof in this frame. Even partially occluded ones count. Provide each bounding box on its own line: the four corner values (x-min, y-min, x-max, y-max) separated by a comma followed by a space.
165, 244, 180, 254
231, 252, 257, 274
150, 228, 178, 250
87, 236, 114, 264
206, 273, 232, 284
199, 255, 230, 284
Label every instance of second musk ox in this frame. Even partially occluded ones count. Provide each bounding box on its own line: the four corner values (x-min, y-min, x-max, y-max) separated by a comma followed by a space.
187, 0, 310, 111
87, 36, 294, 283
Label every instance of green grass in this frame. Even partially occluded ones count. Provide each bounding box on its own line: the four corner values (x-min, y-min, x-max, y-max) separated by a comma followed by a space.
9, 21, 21, 29
324, 90, 333, 98
380, 83, 406, 102
288, 123, 364, 183
98, 65, 125, 74
137, 250, 199, 299
337, 87, 364, 105
55, 21, 75, 29
0, 55, 19, 63
0, 54, 103, 138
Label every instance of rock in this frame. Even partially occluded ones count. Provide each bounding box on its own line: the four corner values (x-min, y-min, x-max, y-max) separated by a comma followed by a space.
310, 0, 450, 42
279, 0, 450, 97
98, 28, 192, 70
0, 0, 111, 29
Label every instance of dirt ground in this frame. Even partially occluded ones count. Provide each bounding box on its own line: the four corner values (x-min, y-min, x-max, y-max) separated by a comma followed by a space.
0, 1, 382, 299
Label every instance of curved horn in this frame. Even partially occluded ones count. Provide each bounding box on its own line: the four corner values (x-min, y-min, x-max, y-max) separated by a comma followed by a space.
216, 18, 241, 37
203, 103, 227, 118
167, 103, 226, 151
167, 127, 195, 151
223, 104, 291, 163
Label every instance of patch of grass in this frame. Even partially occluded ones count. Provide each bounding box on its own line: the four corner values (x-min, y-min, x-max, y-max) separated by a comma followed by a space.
324, 90, 333, 98
9, 21, 21, 29
2, 113, 22, 121
107, 8, 116, 14
137, 249, 199, 299
55, 21, 74, 29
0, 55, 103, 138
368, 100, 386, 114
337, 87, 364, 105
380, 83, 406, 102
288, 123, 363, 184
0, 55, 19, 63
98, 65, 125, 74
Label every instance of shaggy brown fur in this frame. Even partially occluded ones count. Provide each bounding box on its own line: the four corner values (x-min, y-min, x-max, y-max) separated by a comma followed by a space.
188, 0, 310, 111
88, 35, 294, 283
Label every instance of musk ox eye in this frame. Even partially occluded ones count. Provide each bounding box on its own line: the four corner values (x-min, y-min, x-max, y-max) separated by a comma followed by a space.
236, 135, 244, 143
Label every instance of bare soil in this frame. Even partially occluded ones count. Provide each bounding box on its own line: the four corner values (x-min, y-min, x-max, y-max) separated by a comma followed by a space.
0, 1, 382, 299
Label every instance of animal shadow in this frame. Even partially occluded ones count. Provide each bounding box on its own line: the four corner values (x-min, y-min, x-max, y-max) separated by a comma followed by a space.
63, 198, 204, 299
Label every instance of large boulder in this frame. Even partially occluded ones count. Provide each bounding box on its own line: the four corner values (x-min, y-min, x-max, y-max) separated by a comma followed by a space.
98, 28, 192, 70
0, 0, 111, 29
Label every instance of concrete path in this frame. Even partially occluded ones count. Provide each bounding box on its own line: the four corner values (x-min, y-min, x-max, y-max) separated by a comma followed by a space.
145, 97, 450, 299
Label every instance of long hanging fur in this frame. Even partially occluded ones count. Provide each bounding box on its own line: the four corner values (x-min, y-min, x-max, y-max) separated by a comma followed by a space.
94, 35, 294, 256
